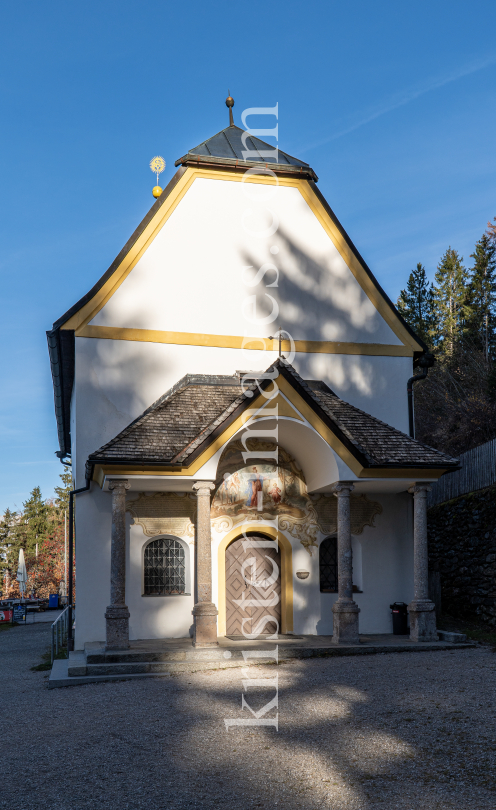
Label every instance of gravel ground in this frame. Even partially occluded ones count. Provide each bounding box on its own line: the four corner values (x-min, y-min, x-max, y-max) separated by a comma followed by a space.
1, 624, 495, 810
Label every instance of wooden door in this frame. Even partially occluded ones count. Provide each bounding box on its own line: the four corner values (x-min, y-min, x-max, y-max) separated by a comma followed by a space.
225, 535, 281, 637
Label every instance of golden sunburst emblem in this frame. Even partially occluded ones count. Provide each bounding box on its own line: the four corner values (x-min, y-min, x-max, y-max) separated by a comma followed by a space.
150, 156, 166, 176
150, 156, 166, 199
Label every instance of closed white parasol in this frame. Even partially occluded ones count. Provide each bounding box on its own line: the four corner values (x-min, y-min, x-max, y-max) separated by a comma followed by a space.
17, 549, 27, 598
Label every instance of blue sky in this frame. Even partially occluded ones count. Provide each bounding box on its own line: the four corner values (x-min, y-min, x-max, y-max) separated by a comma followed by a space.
1, 0, 495, 512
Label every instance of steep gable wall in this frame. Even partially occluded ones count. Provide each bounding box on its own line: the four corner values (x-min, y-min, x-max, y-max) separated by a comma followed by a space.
89, 176, 401, 346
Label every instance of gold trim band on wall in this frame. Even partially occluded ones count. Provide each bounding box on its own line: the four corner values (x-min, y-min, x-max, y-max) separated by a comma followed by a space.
77, 324, 413, 357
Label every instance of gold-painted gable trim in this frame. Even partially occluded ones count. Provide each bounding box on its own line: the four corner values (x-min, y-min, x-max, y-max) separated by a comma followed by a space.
60, 166, 422, 352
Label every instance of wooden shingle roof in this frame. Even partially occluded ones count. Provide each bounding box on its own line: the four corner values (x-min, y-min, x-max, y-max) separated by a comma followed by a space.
87, 361, 459, 475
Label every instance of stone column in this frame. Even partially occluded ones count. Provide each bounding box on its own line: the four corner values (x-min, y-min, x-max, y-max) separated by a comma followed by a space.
192, 481, 218, 647
408, 483, 438, 642
331, 482, 360, 644
105, 479, 131, 650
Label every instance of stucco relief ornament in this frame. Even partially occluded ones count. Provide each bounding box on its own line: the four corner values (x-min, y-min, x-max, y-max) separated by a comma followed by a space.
126, 493, 196, 540
279, 513, 320, 554
311, 493, 383, 537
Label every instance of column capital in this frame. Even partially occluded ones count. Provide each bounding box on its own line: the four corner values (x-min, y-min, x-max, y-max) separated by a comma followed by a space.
408, 483, 432, 495
192, 481, 216, 494
330, 481, 355, 497
108, 479, 131, 492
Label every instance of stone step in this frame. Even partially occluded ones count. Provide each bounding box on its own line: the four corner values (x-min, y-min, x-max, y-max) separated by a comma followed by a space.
86, 648, 248, 664
77, 659, 257, 676
55, 638, 476, 687
437, 630, 467, 643
69, 638, 476, 678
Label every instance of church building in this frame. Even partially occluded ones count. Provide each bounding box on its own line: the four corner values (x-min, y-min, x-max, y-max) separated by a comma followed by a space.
47, 96, 458, 653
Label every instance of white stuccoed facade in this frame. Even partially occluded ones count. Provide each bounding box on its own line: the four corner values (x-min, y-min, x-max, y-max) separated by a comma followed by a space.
48, 132, 450, 650
72, 178, 410, 486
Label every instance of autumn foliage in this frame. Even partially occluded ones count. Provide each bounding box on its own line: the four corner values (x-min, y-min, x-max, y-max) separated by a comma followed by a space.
1, 468, 71, 599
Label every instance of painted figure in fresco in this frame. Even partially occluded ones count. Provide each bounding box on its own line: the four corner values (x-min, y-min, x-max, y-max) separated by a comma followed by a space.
268, 480, 282, 504
247, 467, 263, 508
228, 472, 240, 504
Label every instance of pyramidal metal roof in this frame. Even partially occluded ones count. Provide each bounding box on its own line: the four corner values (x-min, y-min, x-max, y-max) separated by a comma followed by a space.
175, 124, 317, 180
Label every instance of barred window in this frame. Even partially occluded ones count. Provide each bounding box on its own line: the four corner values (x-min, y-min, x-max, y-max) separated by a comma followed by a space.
144, 538, 186, 595
320, 535, 338, 593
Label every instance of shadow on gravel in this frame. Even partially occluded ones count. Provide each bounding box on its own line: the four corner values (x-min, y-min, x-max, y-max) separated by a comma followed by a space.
1, 626, 494, 810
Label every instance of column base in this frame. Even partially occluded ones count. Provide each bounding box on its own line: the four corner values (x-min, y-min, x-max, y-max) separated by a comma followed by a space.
105, 605, 130, 650
408, 599, 438, 642
192, 602, 219, 647
332, 601, 360, 644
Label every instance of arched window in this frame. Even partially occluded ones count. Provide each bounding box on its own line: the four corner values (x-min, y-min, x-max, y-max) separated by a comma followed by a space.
320, 535, 338, 593
144, 537, 186, 595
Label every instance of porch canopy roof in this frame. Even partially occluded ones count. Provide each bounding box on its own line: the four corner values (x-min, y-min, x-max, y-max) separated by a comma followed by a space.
86, 360, 459, 486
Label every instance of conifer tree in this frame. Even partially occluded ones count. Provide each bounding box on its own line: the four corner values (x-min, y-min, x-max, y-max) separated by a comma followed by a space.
433, 247, 468, 355
487, 217, 496, 245
466, 234, 496, 362
397, 263, 435, 346
54, 466, 72, 518
15, 486, 50, 556
0, 508, 17, 582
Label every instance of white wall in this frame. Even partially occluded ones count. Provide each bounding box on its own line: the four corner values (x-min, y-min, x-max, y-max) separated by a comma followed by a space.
72, 173, 413, 486
91, 177, 402, 347
73, 336, 412, 485
291, 493, 413, 635
127, 526, 195, 641
75, 488, 196, 648
74, 486, 111, 649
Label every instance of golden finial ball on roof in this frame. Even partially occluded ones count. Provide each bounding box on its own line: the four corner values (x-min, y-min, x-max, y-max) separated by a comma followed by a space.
149, 155, 166, 198
225, 91, 235, 126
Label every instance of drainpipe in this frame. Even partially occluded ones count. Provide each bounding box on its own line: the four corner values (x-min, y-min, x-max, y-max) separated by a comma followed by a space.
66, 477, 91, 651
407, 353, 434, 438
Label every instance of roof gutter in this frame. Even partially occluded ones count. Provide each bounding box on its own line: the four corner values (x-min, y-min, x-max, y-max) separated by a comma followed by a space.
175, 154, 319, 182
47, 328, 74, 456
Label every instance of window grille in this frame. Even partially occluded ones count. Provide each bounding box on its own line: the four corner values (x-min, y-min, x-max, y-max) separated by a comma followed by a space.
144, 538, 186, 595
320, 535, 338, 593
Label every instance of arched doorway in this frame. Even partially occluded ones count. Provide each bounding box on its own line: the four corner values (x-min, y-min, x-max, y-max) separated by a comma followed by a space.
225, 534, 281, 637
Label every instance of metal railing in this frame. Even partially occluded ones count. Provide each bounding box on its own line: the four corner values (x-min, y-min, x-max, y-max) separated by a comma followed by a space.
51, 606, 72, 663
